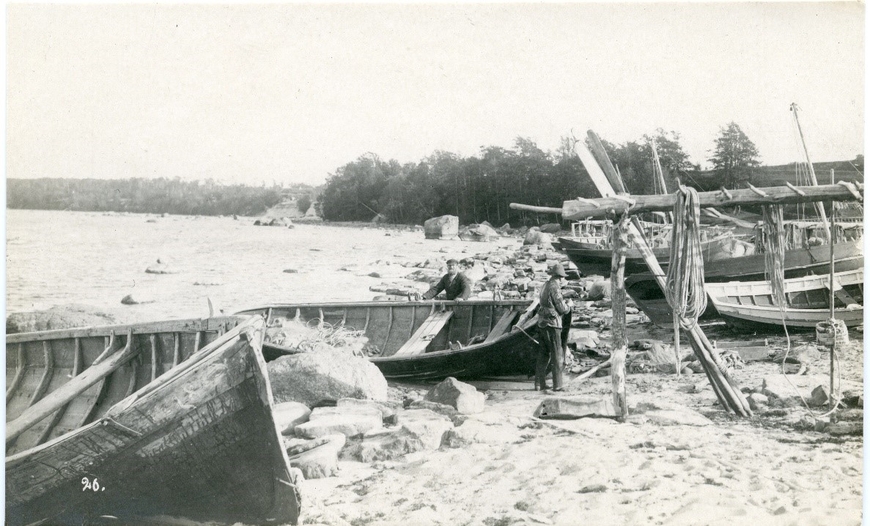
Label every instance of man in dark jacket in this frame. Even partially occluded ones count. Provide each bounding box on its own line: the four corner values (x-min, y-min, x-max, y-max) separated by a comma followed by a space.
416, 259, 472, 301
535, 263, 573, 391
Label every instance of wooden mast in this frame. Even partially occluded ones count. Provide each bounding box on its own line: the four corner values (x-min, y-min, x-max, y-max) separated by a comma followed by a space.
791, 102, 831, 241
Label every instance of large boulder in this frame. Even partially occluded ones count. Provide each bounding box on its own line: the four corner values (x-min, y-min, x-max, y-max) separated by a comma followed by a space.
424, 377, 486, 414
424, 215, 459, 239
6, 304, 118, 334
523, 228, 553, 247
267, 348, 388, 407
458, 223, 500, 242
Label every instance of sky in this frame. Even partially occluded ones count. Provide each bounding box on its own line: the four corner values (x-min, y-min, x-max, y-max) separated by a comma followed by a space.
6, 2, 865, 187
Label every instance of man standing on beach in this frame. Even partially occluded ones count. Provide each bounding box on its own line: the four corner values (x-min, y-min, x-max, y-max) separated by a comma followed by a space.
536, 263, 573, 391
413, 258, 472, 301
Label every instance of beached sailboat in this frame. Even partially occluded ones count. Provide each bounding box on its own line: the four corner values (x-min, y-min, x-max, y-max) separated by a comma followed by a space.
557, 219, 740, 276
627, 105, 864, 328
6, 315, 301, 526
236, 299, 540, 381
706, 268, 863, 329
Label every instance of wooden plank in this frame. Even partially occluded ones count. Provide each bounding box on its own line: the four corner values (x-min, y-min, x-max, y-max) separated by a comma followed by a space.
484, 309, 520, 342
393, 311, 454, 356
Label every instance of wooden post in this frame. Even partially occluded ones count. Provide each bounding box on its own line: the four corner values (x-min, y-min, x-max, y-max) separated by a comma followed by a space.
829, 168, 836, 409
610, 216, 629, 419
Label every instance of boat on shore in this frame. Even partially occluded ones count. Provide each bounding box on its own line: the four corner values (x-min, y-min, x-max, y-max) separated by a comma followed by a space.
235, 300, 541, 381
706, 268, 863, 330
6, 316, 301, 526
626, 239, 865, 328
556, 220, 740, 276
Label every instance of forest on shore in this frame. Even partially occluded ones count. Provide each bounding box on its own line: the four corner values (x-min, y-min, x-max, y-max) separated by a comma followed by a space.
8, 127, 862, 226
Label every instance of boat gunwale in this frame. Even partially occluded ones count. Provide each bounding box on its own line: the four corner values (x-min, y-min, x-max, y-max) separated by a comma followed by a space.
6, 315, 245, 344
246, 300, 538, 362
705, 268, 864, 297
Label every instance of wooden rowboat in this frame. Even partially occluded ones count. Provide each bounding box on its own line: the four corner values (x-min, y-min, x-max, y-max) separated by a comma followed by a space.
235, 300, 541, 381
625, 240, 865, 328
706, 268, 864, 330
6, 316, 301, 526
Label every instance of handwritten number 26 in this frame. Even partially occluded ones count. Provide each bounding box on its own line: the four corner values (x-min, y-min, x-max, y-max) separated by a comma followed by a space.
81, 477, 104, 492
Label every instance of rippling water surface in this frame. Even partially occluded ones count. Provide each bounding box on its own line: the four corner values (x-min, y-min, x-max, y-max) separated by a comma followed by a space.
6, 209, 513, 322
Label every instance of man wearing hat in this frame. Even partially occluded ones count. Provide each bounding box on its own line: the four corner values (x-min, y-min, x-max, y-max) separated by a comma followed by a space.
536, 262, 573, 391
416, 258, 472, 301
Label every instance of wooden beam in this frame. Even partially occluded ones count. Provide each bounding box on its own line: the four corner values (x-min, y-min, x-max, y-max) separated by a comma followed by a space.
510, 182, 862, 220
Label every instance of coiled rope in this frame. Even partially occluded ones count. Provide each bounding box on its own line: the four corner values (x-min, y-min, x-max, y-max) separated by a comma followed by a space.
665, 186, 707, 329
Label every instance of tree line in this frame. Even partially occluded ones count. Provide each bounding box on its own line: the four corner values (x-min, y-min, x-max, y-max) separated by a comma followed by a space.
320, 124, 769, 225
7, 177, 285, 216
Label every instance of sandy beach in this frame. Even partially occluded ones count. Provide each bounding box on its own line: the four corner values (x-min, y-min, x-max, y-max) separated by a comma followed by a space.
5, 210, 864, 526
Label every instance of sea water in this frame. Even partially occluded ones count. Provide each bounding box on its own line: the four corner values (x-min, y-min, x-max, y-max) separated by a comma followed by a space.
6, 209, 514, 322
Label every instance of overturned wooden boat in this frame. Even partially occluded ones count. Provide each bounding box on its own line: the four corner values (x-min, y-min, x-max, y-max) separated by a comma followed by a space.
557, 220, 739, 276
706, 268, 864, 330
236, 300, 541, 381
626, 239, 865, 328
6, 316, 301, 526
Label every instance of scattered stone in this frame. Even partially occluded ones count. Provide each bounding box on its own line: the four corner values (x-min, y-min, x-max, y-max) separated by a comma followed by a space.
458, 223, 500, 242
424, 377, 486, 414
145, 259, 179, 274
273, 401, 312, 435
341, 409, 454, 462
808, 385, 830, 408
267, 348, 388, 407
286, 434, 346, 479
643, 408, 712, 427
578, 484, 608, 494
336, 398, 400, 426
538, 223, 562, 234
294, 405, 384, 439
523, 228, 553, 247
533, 397, 617, 419
827, 421, 862, 436
120, 293, 156, 305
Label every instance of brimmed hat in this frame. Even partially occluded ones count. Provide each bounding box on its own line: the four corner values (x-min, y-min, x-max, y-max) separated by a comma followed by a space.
446, 259, 459, 265
548, 263, 567, 278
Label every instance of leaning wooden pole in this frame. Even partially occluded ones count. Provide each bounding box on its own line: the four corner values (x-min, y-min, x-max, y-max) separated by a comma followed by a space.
610, 215, 629, 420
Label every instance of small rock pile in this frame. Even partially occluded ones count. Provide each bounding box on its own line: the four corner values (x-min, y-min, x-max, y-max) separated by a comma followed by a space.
271, 375, 499, 480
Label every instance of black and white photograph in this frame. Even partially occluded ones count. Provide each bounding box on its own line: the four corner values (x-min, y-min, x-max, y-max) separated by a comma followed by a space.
5, 3, 865, 525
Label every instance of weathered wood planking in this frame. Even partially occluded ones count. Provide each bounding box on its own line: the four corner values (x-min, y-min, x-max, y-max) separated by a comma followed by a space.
6, 316, 301, 526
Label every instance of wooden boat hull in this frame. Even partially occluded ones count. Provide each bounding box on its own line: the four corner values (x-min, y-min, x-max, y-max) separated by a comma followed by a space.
236, 300, 541, 381
626, 241, 865, 328
557, 233, 736, 277
6, 316, 301, 526
707, 269, 864, 330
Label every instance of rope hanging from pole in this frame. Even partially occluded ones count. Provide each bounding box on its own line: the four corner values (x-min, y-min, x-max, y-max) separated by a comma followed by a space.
664, 186, 707, 329
762, 204, 787, 308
